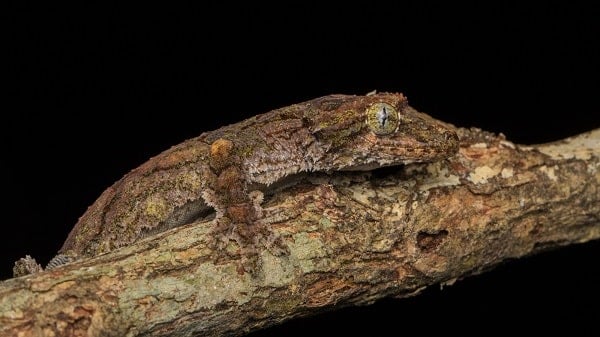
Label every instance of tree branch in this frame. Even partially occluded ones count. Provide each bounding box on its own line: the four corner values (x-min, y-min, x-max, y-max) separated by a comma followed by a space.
1, 127, 599, 337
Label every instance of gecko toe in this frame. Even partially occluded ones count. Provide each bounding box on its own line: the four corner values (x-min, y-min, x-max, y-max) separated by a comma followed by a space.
262, 234, 289, 256
13, 255, 43, 277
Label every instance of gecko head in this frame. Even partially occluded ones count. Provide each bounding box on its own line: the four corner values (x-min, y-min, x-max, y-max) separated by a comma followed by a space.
307, 92, 459, 170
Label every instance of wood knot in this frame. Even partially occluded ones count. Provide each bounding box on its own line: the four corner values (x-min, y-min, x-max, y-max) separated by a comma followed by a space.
416, 230, 448, 252
210, 138, 235, 171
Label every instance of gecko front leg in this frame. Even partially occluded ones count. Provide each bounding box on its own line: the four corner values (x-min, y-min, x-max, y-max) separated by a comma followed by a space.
207, 138, 287, 271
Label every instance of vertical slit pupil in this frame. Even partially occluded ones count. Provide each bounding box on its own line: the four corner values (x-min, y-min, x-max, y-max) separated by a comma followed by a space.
377, 106, 388, 128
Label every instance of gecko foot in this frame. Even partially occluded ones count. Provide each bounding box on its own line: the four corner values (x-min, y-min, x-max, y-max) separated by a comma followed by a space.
209, 217, 289, 274
13, 255, 43, 277
236, 226, 289, 274
206, 218, 257, 272
258, 228, 289, 257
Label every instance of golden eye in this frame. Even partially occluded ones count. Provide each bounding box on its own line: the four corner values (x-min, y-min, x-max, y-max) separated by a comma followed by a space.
366, 102, 399, 135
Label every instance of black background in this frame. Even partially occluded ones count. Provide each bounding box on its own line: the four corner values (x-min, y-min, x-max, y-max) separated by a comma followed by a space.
3, 3, 599, 336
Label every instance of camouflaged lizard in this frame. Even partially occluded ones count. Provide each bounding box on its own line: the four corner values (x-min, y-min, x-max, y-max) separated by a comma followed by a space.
13, 92, 459, 276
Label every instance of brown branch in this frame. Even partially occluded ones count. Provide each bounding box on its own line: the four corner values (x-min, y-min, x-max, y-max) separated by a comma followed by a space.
1, 127, 599, 337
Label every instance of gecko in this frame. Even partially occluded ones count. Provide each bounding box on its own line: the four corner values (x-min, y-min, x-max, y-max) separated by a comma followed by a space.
13, 92, 459, 276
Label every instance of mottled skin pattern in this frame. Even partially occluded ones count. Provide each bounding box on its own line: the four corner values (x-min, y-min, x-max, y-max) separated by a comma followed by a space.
14, 93, 459, 276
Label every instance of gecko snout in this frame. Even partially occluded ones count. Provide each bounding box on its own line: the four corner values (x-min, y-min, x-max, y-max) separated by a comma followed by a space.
440, 129, 460, 153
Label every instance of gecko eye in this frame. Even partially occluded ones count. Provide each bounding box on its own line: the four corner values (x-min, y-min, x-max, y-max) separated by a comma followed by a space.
366, 102, 400, 135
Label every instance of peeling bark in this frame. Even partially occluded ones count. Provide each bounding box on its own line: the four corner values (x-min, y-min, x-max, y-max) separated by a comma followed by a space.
1, 127, 599, 337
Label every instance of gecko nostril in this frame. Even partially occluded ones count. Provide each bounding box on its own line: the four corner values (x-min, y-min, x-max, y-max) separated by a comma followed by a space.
443, 131, 457, 141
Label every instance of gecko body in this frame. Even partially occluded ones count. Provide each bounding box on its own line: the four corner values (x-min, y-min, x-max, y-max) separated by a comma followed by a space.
14, 93, 459, 276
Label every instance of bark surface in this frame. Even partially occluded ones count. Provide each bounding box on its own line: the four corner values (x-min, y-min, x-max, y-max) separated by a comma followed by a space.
1, 127, 599, 337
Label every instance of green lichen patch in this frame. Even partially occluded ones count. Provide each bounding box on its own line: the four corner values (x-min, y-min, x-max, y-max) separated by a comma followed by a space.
288, 232, 329, 273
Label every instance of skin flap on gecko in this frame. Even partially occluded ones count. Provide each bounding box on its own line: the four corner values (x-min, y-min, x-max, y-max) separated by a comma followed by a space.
13, 92, 459, 277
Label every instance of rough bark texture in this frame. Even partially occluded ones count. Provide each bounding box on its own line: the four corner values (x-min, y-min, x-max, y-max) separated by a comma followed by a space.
1, 127, 599, 337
